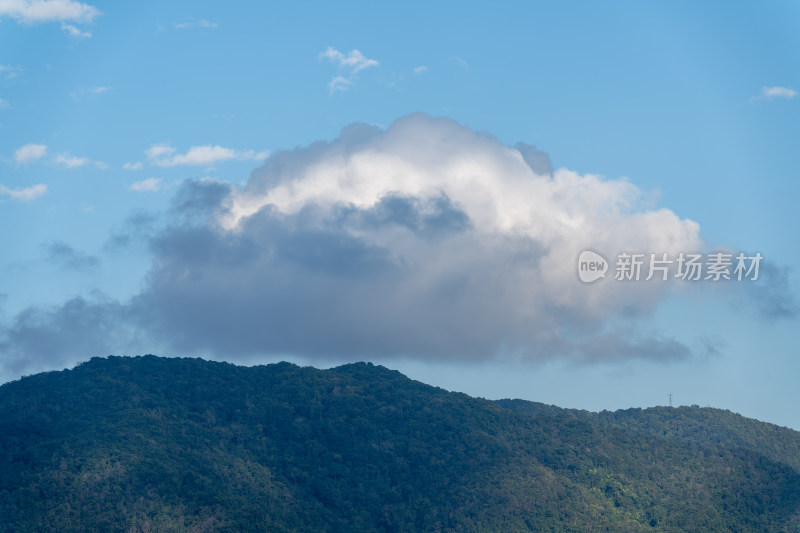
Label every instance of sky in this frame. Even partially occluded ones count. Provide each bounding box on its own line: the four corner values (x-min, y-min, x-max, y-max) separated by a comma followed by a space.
1, 1, 799, 428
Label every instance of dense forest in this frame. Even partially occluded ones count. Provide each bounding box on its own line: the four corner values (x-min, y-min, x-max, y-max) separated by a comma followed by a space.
1, 355, 799, 532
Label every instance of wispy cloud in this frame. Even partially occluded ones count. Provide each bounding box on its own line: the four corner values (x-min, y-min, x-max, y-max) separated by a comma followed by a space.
14, 143, 47, 164
174, 19, 217, 29
762, 86, 797, 100
129, 178, 162, 192
320, 47, 379, 93
328, 76, 354, 93
0, 98, 8, 109
320, 47, 379, 73
55, 152, 107, 169
61, 21, 90, 38
0, 183, 47, 201
0, 65, 21, 80
0, 0, 100, 23
69, 85, 110, 101
55, 153, 88, 167
145, 144, 268, 167
44, 241, 99, 271
752, 86, 797, 102
123, 161, 143, 171
413, 66, 428, 75
449, 56, 469, 69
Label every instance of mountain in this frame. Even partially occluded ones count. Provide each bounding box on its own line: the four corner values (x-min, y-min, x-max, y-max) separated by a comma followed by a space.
1, 355, 799, 532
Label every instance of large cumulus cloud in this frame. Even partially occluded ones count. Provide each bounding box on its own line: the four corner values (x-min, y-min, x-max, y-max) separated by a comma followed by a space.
1, 114, 708, 377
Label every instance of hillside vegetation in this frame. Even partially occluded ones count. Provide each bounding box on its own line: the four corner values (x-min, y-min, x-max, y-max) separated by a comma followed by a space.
1, 355, 799, 532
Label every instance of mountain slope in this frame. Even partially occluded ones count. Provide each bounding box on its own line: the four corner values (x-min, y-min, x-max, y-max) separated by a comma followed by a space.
497, 398, 800, 474
1, 355, 799, 532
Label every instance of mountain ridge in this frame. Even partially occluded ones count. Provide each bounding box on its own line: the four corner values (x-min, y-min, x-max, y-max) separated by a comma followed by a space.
2, 355, 799, 532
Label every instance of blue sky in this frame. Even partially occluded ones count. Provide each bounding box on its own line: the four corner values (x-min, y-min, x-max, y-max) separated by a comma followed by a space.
1, 1, 799, 428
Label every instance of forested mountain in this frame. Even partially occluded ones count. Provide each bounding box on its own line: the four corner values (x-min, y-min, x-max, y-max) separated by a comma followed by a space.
1, 355, 799, 532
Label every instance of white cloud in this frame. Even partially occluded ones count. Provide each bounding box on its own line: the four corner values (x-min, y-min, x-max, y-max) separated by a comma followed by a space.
129, 178, 162, 192
174, 19, 217, 29
0, 115, 711, 370
145, 144, 175, 160
222, 114, 703, 361
0, 0, 100, 23
69, 85, 110, 100
14, 143, 47, 164
0, 183, 47, 201
61, 22, 90, 38
760, 86, 797, 100
320, 47, 379, 73
170, 146, 236, 166
449, 56, 469, 69
0, 65, 21, 79
413, 66, 428, 75
145, 143, 268, 167
328, 76, 353, 93
55, 152, 106, 169
0, 98, 8, 108
123, 161, 143, 171
55, 153, 88, 167
320, 47, 379, 93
